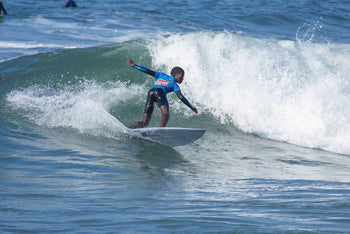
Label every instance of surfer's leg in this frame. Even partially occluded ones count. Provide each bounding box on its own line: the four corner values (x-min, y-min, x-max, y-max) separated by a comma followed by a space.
159, 105, 169, 127
142, 113, 151, 126
129, 120, 143, 129
129, 89, 155, 129
151, 88, 169, 127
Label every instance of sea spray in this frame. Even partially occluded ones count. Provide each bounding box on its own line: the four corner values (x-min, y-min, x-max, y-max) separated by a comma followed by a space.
148, 31, 350, 154
6, 79, 143, 137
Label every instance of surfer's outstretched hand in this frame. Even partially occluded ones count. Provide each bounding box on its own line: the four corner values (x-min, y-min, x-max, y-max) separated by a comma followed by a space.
192, 107, 198, 114
127, 57, 134, 67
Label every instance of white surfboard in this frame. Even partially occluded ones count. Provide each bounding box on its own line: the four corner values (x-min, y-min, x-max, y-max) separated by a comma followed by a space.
131, 127, 205, 147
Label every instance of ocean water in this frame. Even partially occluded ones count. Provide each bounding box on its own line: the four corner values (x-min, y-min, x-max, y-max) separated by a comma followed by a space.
1, 0, 350, 233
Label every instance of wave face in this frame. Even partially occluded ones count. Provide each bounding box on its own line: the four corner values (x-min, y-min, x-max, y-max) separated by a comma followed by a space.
2, 31, 350, 155
2, 43, 146, 138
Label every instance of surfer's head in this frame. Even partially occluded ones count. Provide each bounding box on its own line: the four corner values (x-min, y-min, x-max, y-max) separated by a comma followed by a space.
171, 66, 185, 84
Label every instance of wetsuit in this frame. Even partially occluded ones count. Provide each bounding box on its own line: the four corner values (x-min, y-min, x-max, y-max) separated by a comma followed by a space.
0, 2, 7, 15
133, 64, 194, 115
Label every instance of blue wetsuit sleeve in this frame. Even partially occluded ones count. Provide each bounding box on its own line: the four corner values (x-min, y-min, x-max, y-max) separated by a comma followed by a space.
133, 64, 156, 77
176, 92, 193, 109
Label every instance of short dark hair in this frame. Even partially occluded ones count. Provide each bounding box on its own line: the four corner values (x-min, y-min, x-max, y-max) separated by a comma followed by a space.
171, 66, 184, 76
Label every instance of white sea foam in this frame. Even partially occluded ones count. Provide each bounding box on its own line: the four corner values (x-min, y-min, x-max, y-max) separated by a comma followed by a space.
6, 80, 143, 137
149, 31, 350, 155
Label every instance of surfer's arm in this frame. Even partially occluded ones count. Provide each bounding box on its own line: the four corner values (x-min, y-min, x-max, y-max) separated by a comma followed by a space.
176, 92, 198, 114
127, 57, 156, 77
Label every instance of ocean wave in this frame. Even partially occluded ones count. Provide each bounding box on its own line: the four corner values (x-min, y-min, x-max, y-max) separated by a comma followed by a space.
2, 31, 350, 155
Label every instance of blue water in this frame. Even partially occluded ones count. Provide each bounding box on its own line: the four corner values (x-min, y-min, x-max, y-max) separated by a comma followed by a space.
1, 0, 350, 233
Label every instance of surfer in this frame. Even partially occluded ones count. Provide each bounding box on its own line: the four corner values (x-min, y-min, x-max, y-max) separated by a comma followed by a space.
64, 0, 77, 7
127, 57, 198, 129
0, 1, 7, 15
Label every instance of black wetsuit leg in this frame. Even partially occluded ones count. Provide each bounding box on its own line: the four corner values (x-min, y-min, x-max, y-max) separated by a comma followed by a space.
144, 88, 168, 115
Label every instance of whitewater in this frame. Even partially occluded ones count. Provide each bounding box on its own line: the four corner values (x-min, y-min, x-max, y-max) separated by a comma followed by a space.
149, 32, 350, 155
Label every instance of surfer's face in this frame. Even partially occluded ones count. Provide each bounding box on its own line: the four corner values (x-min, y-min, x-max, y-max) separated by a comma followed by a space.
174, 73, 184, 84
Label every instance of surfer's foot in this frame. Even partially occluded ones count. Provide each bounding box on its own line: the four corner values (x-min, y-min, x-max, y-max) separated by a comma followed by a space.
129, 114, 151, 129
129, 121, 145, 129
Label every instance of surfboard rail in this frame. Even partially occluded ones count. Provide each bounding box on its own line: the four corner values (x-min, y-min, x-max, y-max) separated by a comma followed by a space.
130, 127, 205, 147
